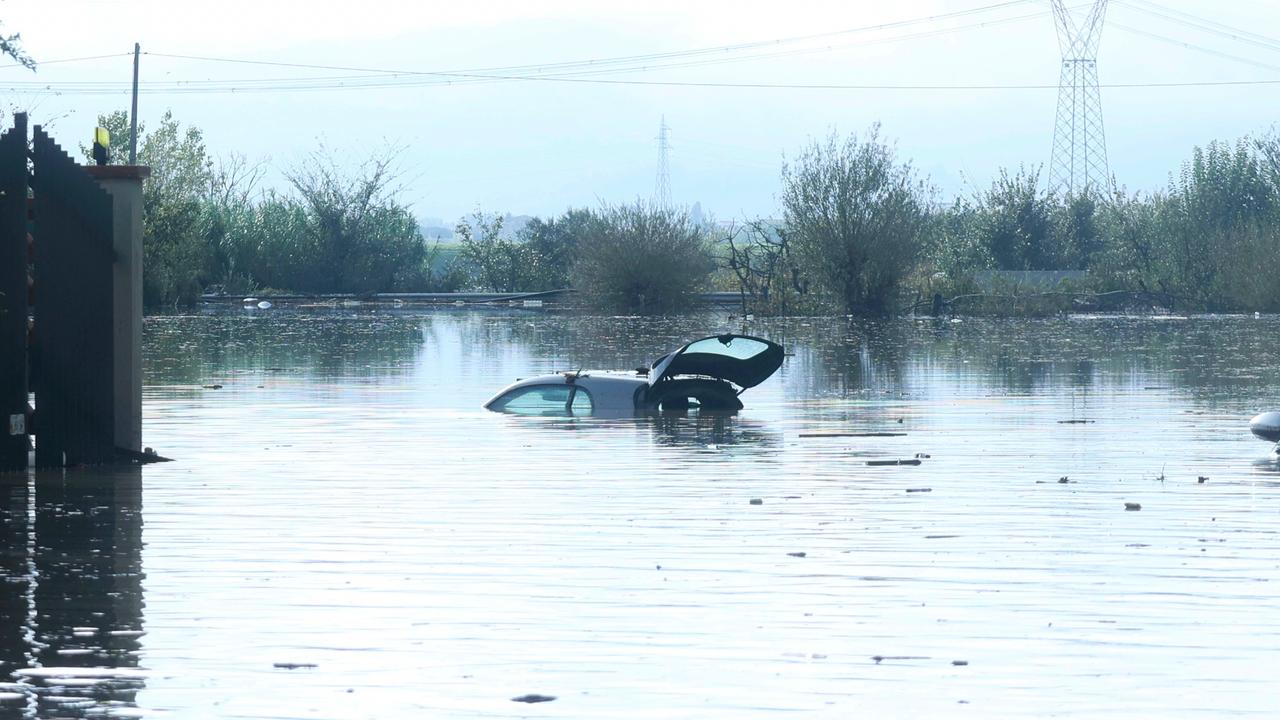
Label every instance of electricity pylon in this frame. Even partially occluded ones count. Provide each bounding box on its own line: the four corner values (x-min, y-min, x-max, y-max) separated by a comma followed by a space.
654, 116, 672, 207
1048, 0, 1111, 197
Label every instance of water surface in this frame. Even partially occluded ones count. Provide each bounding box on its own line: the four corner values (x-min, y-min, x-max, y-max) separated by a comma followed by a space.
3, 309, 1280, 718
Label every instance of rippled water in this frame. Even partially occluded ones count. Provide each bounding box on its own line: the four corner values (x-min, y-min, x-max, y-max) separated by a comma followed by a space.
3, 309, 1280, 718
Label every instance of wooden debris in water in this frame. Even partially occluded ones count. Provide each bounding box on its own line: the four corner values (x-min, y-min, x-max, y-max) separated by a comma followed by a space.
867, 459, 922, 466
872, 655, 931, 664
273, 662, 317, 670
1058, 419, 1095, 424
1125, 503, 1142, 511
749, 498, 763, 505
906, 488, 933, 493
800, 432, 907, 438
1198, 476, 1208, 484
787, 552, 807, 558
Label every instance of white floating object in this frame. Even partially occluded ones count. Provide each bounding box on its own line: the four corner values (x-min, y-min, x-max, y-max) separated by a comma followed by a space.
257, 301, 273, 309
522, 300, 544, 308
242, 297, 258, 304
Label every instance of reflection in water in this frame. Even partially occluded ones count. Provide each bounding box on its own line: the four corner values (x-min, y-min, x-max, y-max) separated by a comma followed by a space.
0, 469, 145, 717
649, 414, 782, 450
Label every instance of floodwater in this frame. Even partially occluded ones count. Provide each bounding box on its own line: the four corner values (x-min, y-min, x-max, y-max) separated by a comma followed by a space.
3, 309, 1280, 719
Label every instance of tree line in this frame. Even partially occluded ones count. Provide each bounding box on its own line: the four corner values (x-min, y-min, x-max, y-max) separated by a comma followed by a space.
97, 110, 1280, 314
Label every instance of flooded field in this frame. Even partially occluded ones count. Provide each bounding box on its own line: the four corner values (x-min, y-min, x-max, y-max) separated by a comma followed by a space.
3, 309, 1280, 718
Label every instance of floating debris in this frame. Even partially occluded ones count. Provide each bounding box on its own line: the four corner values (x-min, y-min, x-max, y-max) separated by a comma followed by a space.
1124, 503, 1142, 511
1198, 476, 1208, 484
867, 459, 923, 467
512, 694, 556, 704
202, 384, 223, 390
787, 552, 807, 558
872, 655, 931, 664
906, 488, 933, 493
799, 432, 907, 438
749, 498, 763, 505
272, 663, 317, 670
1057, 420, 1095, 425
952, 660, 969, 666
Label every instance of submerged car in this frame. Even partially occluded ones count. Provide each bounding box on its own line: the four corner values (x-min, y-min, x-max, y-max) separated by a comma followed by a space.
1251, 411, 1280, 450
484, 334, 784, 417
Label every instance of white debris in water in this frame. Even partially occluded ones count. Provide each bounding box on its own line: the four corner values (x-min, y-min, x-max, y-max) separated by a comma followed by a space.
257, 301, 273, 309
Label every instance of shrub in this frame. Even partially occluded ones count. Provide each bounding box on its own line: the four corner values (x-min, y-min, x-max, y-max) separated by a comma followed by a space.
781, 126, 930, 314
573, 201, 714, 313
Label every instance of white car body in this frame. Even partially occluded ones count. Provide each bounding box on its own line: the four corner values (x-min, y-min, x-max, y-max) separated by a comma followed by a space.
485, 334, 784, 417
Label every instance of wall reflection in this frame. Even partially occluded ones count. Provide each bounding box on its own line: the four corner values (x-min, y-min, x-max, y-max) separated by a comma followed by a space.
0, 468, 145, 717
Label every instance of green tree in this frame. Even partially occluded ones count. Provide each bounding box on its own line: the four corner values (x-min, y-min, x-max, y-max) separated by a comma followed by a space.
90, 110, 214, 305
456, 212, 530, 292
1, 22, 33, 70
518, 209, 592, 290
781, 126, 930, 314
973, 168, 1056, 270
573, 201, 714, 313
283, 147, 428, 294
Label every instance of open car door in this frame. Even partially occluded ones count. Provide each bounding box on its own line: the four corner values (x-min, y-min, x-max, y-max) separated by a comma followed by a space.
649, 334, 784, 392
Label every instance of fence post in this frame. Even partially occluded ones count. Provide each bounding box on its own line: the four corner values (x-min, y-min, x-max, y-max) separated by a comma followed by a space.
85, 167, 150, 455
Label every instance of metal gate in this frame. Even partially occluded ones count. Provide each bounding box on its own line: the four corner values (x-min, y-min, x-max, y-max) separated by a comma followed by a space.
0, 114, 118, 470
0, 115, 28, 471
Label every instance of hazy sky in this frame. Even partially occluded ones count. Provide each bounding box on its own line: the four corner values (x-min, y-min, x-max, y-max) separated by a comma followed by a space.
3, 0, 1279, 221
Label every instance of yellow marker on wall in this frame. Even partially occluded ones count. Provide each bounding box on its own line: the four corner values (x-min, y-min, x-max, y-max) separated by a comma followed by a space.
92, 127, 110, 166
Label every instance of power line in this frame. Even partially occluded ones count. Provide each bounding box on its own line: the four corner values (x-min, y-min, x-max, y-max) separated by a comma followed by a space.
124, 9, 1050, 91
1116, 0, 1280, 53
138, 0, 1039, 81
137, 10, 1052, 90
1112, 23, 1280, 73
0, 53, 132, 70
4, 77, 1278, 97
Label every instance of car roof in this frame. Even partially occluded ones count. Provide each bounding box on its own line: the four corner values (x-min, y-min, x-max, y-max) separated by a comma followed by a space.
484, 371, 648, 411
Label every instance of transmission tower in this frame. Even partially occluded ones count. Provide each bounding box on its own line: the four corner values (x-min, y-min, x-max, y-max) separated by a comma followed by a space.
654, 116, 672, 207
1048, 0, 1111, 197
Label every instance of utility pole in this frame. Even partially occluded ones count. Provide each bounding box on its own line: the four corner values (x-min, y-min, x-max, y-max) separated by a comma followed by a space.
654, 116, 672, 208
1048, 1, 1110, 196
129, 43, 140, 165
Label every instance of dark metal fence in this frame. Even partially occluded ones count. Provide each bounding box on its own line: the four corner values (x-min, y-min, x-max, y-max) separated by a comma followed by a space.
30, 126, 117, 467
0, 115, 27, 471
0, 115, 124, 470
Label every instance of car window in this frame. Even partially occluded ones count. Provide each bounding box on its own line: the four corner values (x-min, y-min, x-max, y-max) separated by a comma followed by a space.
682, 336, 771, 360
491, 385, 573, 415
570, 387, 594, 415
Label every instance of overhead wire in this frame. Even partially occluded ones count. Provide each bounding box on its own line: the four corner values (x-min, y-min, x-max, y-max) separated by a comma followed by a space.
1110, 23, 1280, 73
1115, 0, 1280, 53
